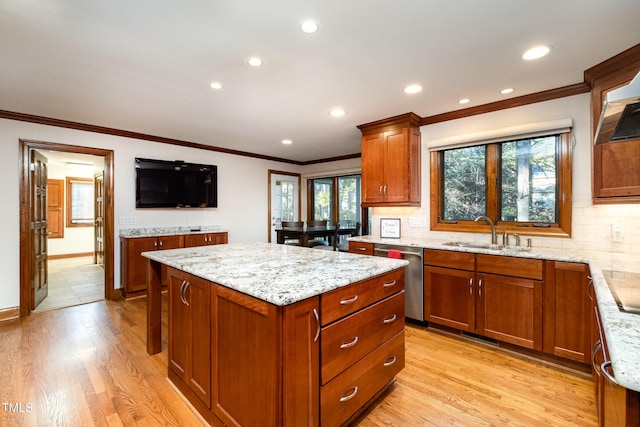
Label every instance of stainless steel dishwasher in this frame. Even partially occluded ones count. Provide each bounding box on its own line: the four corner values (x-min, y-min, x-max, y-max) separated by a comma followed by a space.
373, 243, 424, 321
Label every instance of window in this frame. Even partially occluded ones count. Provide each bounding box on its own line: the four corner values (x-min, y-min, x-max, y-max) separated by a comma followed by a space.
307, 174, 368, 232
431, 132, 571, 237
66, 177, 95, 227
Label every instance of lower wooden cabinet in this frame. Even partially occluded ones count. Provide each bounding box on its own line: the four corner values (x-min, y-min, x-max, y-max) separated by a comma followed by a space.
120, 231, 227, 298
168, 267, 212, 409
167, 268, 405, 426
544, 261, 592, 363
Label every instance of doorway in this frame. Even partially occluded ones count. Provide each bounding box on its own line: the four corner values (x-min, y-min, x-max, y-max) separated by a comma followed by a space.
19, 139, 115, 316
267, 170, 301, 243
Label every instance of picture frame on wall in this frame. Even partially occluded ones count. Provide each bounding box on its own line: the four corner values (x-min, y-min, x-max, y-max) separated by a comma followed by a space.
380, 218, 401, 238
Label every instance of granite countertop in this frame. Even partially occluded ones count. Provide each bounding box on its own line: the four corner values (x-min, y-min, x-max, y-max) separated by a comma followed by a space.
350, 235, 640, 392
142, 242, 408, 307
120, 226, 226, 238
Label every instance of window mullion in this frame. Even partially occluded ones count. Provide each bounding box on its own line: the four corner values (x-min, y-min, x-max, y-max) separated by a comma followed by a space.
485, 143, 499, 222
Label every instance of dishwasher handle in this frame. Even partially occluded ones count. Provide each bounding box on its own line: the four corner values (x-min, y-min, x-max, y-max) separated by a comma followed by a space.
374, 248, 422, 258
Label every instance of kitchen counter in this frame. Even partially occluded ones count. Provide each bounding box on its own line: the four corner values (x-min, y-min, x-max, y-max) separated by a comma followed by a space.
120, 225, 226, 238
350, 235, 640, 392
142, 242, 408, 355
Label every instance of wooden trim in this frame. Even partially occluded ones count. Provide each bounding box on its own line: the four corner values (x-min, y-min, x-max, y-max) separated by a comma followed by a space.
267, 170, 302, 243
421, 83, 590, 126
0, 307, 20, 322
19, 139, 116, 317
357, 112, 422, 134
583, 43, 640, 87
48, 252, 94, 260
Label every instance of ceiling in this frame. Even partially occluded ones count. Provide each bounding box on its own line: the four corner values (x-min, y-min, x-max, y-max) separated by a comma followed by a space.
1, 1, 638, 163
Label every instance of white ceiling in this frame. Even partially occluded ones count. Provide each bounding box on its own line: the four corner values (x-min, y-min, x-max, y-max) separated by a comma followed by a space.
1, 0, 638, 163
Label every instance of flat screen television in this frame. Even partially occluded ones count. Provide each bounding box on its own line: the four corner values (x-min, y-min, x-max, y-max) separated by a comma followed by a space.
135, 158, 218, 208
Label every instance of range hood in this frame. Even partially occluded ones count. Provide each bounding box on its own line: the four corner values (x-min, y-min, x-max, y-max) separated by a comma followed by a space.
594, 71, 640, 145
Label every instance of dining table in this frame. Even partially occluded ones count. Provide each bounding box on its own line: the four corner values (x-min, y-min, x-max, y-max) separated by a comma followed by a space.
275, 225, 357, 247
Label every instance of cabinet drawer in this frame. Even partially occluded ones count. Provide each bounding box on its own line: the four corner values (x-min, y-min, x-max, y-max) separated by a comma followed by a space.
321, 330, 405, 427
321, 269, 404, 325
476, 254, 543, 280
424, 249, 475, 271
348, 241, 374, 256
321, 291, 404, 384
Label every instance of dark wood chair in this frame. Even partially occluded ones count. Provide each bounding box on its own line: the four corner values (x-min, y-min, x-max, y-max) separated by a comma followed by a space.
313, 223, 340, 251
306, 220, 329, 247
280, 221, 303, 245
336, 222, 361, 252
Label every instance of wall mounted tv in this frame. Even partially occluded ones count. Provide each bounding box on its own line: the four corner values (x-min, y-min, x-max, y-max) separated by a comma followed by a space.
135, 158, 218, 208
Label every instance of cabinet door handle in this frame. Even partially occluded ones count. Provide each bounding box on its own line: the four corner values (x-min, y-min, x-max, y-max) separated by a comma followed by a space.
179, 280, 187, 305
379, 185, 383, 196
587, 277, 594, 301
383, 280, 397, 288
383, 185, 387, 196
340, 336, 359, 349
591, 340, 602, 373
181, 281, 190, 306
383, 356, 397, 367
601, 360, 618, 385
313, 308, 320, 342
339, 386, 359, 402
382, 314, 397, 324
159, 240, 163, 247
154, 241, 158, 249
478, 279, 483, 297
469, 278, 473, 295
340, 295, 359, 305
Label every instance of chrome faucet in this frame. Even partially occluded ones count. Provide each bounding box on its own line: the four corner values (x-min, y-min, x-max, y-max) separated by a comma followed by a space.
474, 216, 497, 245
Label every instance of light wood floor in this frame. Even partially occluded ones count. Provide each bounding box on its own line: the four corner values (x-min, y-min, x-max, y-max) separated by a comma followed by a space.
0, 296, 597, 426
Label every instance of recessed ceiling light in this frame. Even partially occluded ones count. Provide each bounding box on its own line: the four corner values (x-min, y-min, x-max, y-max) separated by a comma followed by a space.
403, 84, 423, 94
247, 57, 263, 67
329, 108, 345, 117
210, 82, 222, 90
300, 20, 319, 34
282, 139, 293, 145
459, 98, 470, 104
522, 45, 550, 60
500, 88, 514, 94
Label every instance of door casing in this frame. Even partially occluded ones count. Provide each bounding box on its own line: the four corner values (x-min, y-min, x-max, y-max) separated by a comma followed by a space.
19, 139, 115, 317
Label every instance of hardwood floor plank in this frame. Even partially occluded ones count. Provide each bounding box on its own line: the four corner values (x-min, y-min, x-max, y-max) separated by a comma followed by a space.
0, 297, 596, 426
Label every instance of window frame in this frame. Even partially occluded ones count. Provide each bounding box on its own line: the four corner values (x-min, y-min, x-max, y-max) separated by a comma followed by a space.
65, 176, 95, 228
430, 132, 572, 237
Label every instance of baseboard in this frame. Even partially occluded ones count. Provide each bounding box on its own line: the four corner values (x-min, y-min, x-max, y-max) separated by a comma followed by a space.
48, 252, 94, 260
0, 306, 20, 322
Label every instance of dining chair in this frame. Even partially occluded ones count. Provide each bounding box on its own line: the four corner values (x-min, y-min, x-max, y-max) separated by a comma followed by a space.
336, 221, 361, 252
313, 223, 340, 251
306, 220, 329, 247
280, 221, 303, 245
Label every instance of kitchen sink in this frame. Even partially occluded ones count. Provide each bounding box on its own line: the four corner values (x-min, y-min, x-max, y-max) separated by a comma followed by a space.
442, 241, 531, 252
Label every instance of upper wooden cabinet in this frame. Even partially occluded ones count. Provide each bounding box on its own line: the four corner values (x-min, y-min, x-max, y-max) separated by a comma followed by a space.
586, 44, 640, 204
358, 113, 421, 207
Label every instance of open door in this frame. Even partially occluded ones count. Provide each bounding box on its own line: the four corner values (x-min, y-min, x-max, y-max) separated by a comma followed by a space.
31, 150, 49, 310
94, 171, 104, 266
268, 170, 301, 243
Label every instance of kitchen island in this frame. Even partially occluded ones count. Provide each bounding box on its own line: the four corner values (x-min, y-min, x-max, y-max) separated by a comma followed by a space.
143, 242, 408, 426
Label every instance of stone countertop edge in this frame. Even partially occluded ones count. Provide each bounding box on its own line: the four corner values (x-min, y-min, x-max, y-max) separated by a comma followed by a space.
142, 241, 408, 307
120, 226, 226, 238
349, 235, 640, 392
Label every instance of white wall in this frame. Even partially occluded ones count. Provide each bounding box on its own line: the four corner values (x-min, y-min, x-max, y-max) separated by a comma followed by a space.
0, 118, 303, 310
370, 93, 640, 270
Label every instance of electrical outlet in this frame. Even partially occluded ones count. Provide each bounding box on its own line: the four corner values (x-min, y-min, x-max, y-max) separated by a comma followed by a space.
408, 217, 427, 228
612, 224, 624, 242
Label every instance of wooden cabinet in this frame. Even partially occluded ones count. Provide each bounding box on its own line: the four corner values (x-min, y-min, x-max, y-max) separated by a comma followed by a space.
120, 234, 184, 296
184, 232, 228, 247
424, 249, 544, 351
358, 113, 421, 207
167, 267, 211, 409
348, 241, 374, 256
164, 267, 405, 426
543, 261, 592, 363
587, 45, 640, 204
319, 270, 405, 427
593, 304, 640, 426
120, 231, 227, 298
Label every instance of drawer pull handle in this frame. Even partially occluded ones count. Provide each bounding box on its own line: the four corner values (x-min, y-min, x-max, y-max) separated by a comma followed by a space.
340, 295, 359, 305
339, 386, 359, 402
383, 280, 397, 288
357, 247, 366, 251
601, 361, 618, 385
313, 308, 320, 342
382, 314, 397, 324
383, 356, 397, 367
340, 336, 359, 349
